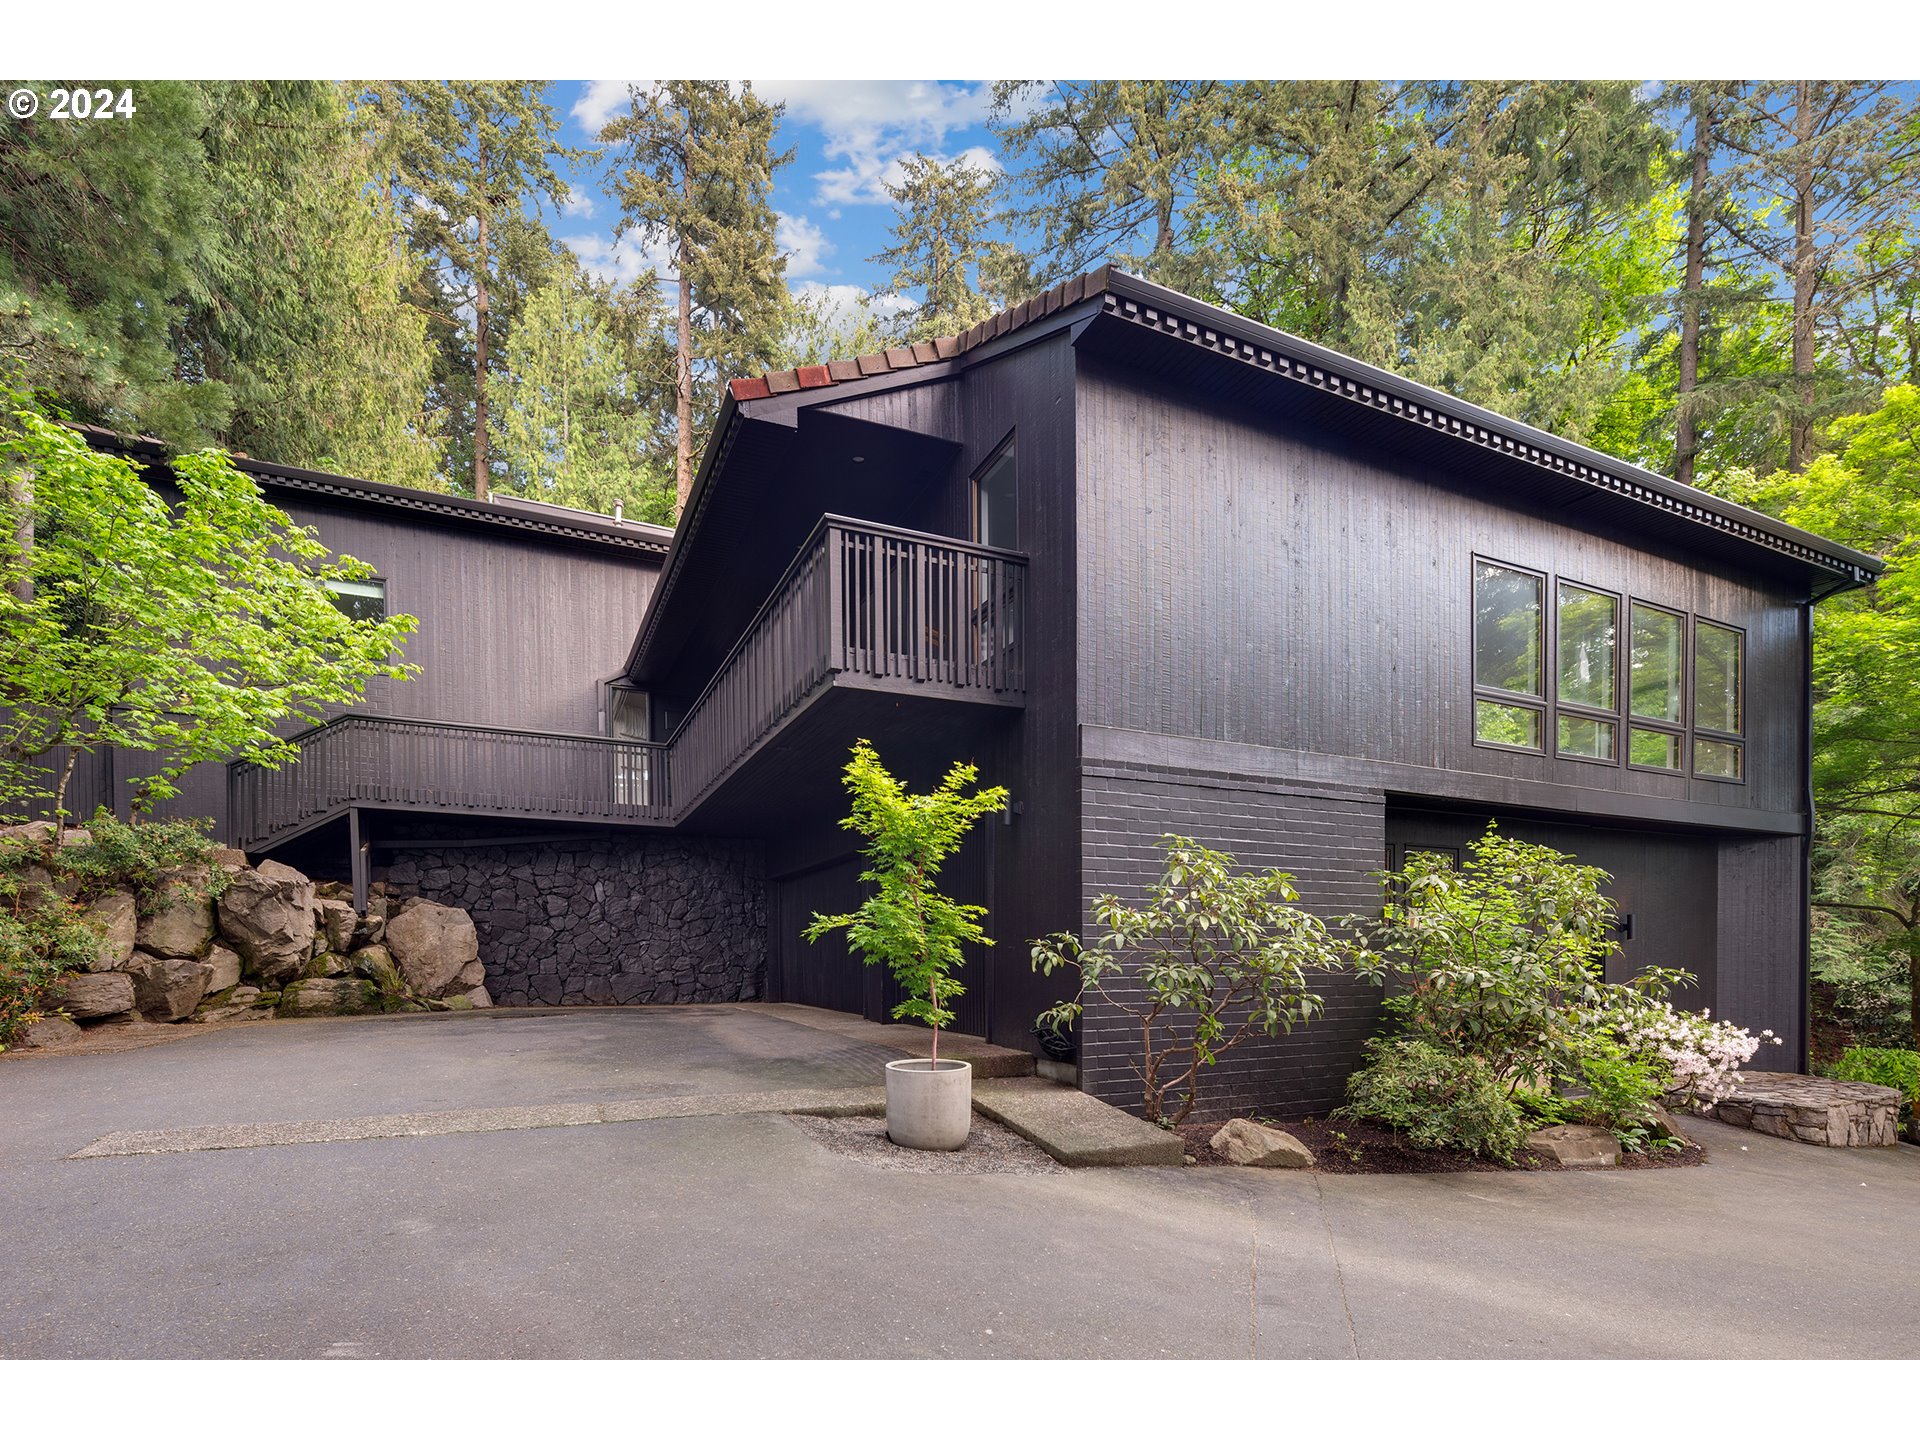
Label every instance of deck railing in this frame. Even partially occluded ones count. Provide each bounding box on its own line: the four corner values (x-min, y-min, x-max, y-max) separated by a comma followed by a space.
228, 517, 1026, 848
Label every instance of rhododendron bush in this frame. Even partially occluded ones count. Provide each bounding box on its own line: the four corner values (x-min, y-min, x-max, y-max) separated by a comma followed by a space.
1342, 826, 1777, 1156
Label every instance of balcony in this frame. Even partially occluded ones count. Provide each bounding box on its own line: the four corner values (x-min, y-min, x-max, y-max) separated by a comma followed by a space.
229, 517, 1027, 851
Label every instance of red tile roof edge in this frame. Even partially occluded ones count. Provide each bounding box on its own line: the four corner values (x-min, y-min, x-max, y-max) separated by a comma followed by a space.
725, 265, 1113, 405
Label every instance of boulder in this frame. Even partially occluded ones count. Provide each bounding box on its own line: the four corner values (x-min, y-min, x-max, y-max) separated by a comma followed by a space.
456, 959, 486, 989
126, 951, 213, 1022
216, 859, 315, 985
58, 827, 92, 847
52, 970, 135, 1020
316, 898, 357, 954
277, 977, 377, 1017
190, 984, 275, 1024
463, 985, 494, 1009
0, 820, 58, 848
385, 900, 479, 998
80, 890, 139, 969
304, 951, 353, 979
1209, 1117, 1316, 1169
1525, 1123, 1622, 1168
19, 1015, 82, 1049
136, 866, 216, 959
211, 847, 251, 871
1648, 1104, 1690, 1148
349, 911, 387, 949
202, 944, 243, 995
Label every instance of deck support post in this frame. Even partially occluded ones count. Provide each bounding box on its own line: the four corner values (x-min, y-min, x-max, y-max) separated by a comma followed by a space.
348, 806, 369, 914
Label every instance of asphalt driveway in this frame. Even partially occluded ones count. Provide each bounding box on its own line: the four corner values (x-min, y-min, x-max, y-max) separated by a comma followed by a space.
3, 1005, 1917, 1359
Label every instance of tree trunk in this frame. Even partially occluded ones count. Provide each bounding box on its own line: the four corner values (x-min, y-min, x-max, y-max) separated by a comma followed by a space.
472, 197, 492, 502
1787, 81, 1820, 473
674, 235, 694, 518
1675, 92, 1714, 487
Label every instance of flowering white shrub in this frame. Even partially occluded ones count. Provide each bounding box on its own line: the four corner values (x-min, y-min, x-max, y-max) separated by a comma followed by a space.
1617, 1003, 1782, 1109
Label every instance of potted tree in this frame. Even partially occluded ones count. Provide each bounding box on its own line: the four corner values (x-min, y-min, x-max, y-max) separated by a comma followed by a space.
804, 740, 1008, 1150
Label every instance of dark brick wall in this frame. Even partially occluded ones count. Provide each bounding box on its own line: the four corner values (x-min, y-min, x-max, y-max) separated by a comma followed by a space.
1079, 760, 1387, 1122
382, 835, 766, 1007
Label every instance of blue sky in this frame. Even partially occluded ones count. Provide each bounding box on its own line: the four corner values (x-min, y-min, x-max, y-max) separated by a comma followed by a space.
546, 80, 1008, 325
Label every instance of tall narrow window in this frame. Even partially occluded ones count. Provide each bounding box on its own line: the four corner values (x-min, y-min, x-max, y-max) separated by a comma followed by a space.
1473, 561, 1544, 749
324, 577, 385, 622
1628, 602, 1684, 770
973, 442, 1017, 549
1556, 583, 1618, 760
1693, 620, 1744, 780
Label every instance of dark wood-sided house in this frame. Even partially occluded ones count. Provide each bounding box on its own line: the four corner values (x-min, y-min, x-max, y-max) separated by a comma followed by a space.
77, 267, 1880, 1120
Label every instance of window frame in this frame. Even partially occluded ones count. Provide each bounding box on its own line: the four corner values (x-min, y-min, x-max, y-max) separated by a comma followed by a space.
970, 433, 1018, 551
1551, 578, 1623, 769
323, 573, 388, 623
1690, 618, 1747, 784
1624, 598, 1690, 777
1469, 554, 1548, 755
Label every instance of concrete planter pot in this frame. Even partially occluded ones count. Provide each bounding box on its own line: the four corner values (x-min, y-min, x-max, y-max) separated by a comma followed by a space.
885, 1057, 973, 1151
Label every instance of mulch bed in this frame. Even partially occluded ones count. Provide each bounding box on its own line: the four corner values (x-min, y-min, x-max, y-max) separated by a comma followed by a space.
1175, 1114, 1708, 1175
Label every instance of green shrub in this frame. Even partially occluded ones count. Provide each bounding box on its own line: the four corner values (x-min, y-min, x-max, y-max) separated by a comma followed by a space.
1830, 1047, 1919, 1135
1031, 835, 1362, 1124
1561, 1029, 1673, 1152
1336, 1037, 1535, 1162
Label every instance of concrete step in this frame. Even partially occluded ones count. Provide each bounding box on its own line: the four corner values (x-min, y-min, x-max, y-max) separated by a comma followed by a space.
971, 1077, 1184, 1167
759, 1002, 1035, 1078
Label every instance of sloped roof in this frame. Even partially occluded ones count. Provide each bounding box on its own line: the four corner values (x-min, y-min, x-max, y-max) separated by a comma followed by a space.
727, 266, 1114, 404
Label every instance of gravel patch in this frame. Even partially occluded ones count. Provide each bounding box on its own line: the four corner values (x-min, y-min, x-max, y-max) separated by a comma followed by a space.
787, 1113, 1062, 1174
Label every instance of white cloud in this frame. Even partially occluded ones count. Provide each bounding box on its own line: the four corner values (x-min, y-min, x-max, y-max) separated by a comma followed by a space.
564, 232, 675, 288
572, 79, 650, 136
559, 192, 596, 219
776, 212, 834, 278
755, 80, 998, 205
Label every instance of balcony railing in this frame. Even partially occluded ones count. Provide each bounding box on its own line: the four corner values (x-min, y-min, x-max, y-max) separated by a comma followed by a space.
666, 515, 1027, 813
228, 715, 669, 850
228, 517, 1026, 849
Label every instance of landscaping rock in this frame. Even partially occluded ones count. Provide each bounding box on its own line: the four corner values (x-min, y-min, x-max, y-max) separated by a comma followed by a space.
59, 827, 92, 847
1649, 1104, 1691, 1148
385, 899, 479, 998
278, 977, 378, 1017
1525, 1123, 1622, 1168
135, 865, 216, 959
80, 890, 139, 968
456, 959, 485, 989
1209, 1117, 1316, 1169
52, 970, 135, 1020
126, 952, 213, 1022
216, 859, 315, 985
202, 944, 243, 995
350, 909, 386, 949
463, 985, 494, 1009
304, 951, 353, 979
211, 847, 251, 871
19, 1015, 82, 1049
316, 898, 357, 954
1, 820, 58, 848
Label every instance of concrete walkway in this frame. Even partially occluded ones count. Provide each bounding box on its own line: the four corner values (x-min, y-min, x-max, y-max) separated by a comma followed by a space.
4, 1005, 1919, 1358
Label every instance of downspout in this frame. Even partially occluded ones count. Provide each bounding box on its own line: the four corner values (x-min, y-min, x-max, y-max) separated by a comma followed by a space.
1798, 597, 1814, 1077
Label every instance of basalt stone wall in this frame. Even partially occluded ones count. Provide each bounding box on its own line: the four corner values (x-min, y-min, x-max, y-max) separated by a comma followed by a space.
382, 835, 767, 1007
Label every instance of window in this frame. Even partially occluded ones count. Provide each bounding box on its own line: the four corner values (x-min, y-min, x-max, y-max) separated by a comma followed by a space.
1692, 620, 1744, 780
1467, 561, 1748, 782
973, 441, 1017, 550
324, 577, 385, 622
1555, 583, 1618, 762
1472, 561, 1544, 749
1627, 602, 1684, 771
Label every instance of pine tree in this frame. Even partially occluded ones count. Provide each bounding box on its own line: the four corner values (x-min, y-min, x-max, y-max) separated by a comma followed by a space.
491, 263, 671, 522
599, 82, 792, 517
179, 82, 441, 487
869, 153, 1014, 342
1714, 82, 1920, 470
368, 81, 575, 499
992, 81, 1241, 287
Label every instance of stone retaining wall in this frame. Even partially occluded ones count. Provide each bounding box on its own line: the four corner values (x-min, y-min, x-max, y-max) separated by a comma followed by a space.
382, 835, 767, 1008
1707, 1071, 1902, 1147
